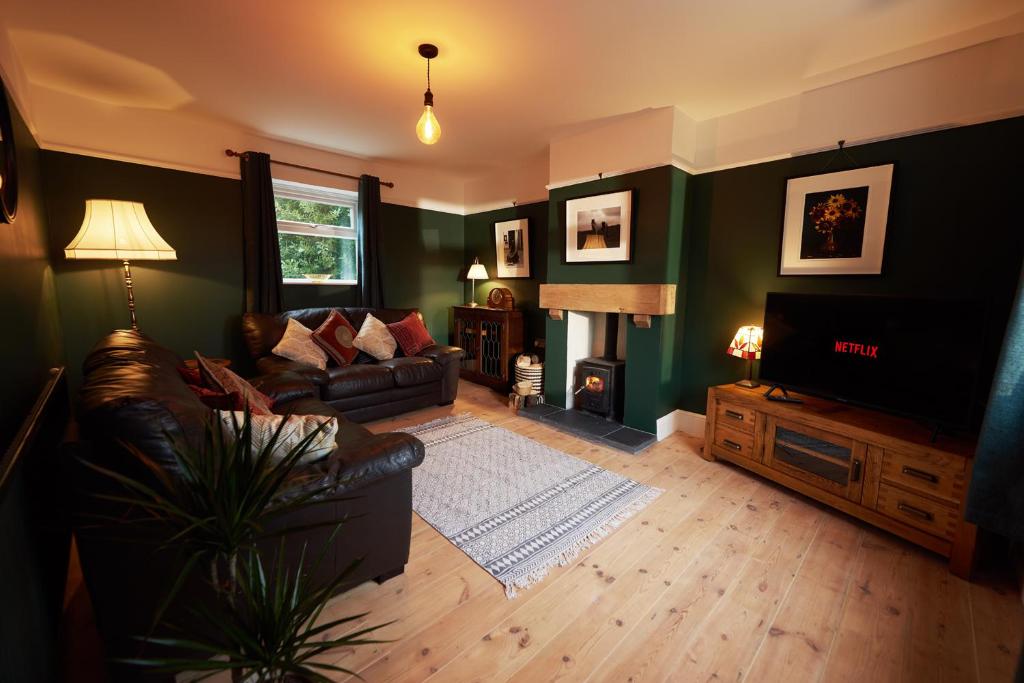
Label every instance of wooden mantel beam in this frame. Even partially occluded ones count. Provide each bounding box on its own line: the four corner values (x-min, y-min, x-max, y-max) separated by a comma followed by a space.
540, 284, 676, 317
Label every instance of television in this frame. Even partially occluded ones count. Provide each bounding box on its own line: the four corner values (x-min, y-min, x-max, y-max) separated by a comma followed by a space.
759, 293, 985, 429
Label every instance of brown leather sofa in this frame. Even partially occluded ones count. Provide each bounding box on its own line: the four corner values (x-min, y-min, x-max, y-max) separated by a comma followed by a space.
242, 307, 464, 422
72, 330, 425, 681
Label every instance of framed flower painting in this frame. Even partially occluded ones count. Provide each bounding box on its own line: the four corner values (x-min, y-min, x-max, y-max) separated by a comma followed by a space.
779, 164, 894, 275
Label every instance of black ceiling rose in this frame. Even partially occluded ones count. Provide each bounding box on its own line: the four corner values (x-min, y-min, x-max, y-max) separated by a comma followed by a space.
418, 43, 438, 60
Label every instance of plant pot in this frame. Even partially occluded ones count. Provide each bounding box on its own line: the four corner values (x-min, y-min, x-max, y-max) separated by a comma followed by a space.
303, 273, 331, 282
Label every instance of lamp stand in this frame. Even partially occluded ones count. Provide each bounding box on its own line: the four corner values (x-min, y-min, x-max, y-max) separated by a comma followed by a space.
735, 358, 759, 388
121, 259, 139, 331
467, 277, 480, 307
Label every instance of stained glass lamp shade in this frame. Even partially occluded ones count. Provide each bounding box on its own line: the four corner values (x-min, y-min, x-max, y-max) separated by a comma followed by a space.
727, 325, 763, 387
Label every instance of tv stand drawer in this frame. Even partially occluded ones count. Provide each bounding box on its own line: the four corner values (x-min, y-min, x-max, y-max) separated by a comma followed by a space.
875, 483, 959, 540
713, 424, 755, 460
880, 448, 965, 505
715, 401, 755, 435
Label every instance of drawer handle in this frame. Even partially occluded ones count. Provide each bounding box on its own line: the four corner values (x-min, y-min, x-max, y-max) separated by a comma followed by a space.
851, 460, 862, 483
897, 502, 934, 522
901, 466, 939, 484
724, 410, 745, 421
722, 439, 743, 451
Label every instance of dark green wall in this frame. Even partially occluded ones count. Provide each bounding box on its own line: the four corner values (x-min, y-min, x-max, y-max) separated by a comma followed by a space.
677, 116, 1024, 414
544, 166, 691, 432
40, 151, 465, 385
42, 151, 249, 384
464, 201, 548, 348
0, 88, 66, 683
378, 202, 465, 343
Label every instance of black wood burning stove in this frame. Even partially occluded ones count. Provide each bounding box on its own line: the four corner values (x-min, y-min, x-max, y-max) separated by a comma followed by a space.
574, 313, 626, 422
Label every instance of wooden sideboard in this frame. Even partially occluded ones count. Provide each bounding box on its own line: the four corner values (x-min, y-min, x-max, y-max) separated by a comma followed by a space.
453, 306, 524, 390
704, 383, 978, 578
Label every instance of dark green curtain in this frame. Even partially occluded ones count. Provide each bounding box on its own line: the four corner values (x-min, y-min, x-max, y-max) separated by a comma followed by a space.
240, 151, 283, 313
966, 262, 1024, 539
357, 174, 384, 308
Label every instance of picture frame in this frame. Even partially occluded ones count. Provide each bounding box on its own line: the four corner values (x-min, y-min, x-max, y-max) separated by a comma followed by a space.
493, 218, 530, 278
779, 163, 894, 275
564, 190, 633, 263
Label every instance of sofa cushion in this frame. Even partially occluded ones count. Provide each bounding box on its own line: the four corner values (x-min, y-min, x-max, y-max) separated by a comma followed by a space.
272, 318, 328, 370
387, 312, 435, 356
196, 352, 274, 415
378, 357, 444, 387
353, 313, 397, 360
312, 310, 360, 366
324, 364, 396, 400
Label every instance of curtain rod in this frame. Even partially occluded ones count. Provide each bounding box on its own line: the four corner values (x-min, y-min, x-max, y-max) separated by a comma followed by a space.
224, 149, 395, 188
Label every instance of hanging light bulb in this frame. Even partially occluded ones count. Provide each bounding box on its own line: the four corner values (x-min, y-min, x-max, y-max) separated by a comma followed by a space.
416, 44, 441, 145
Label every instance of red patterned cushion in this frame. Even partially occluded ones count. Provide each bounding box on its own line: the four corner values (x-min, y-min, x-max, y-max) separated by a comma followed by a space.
195, 352, 275, 415
311, 310, 360, 366
177, 366, 202, 385
188, 384, 244, 411
386, 313, 435, 357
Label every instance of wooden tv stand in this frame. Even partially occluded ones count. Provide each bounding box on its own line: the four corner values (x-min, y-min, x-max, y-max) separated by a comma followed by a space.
704, 383, 977, 578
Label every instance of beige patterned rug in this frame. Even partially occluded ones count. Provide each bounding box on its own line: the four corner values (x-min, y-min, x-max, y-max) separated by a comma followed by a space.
401, 414, 662, 598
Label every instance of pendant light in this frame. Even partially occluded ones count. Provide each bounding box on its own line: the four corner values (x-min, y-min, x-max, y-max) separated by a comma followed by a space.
416, 43, 441, 145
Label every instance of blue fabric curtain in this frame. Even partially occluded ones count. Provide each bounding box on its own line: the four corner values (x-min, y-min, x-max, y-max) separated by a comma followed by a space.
357, 174, 384, 308
966, 262, 1024, 540
240, 151, 283, 314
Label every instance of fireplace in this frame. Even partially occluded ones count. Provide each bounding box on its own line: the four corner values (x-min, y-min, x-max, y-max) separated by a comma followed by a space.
573, 313, 625, 422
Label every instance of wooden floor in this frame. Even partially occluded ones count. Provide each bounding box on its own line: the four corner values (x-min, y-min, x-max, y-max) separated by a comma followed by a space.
61, 380, 1023, 682
315, 381, 1022, 683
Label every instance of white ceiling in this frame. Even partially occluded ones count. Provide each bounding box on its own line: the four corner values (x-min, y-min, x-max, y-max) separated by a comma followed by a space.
3, 0, 1022, 177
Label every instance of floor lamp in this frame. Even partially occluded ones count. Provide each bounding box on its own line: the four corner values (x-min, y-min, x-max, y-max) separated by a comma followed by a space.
63, 199, 177, 331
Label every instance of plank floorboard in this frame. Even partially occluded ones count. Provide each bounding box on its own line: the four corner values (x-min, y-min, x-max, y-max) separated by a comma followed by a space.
303, 381, 1022, 683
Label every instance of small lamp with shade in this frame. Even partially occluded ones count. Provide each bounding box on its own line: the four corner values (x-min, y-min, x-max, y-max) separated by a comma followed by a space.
727, 325, 763, 388
466, 257, 488, 307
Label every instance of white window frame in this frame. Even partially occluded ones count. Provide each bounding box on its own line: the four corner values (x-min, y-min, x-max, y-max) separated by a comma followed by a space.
273, 179, 358, 285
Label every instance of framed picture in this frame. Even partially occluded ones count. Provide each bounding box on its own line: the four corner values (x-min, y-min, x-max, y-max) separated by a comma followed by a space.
565, 190, 633, 263
494, 218, 530, 278
780, 164, 894, 275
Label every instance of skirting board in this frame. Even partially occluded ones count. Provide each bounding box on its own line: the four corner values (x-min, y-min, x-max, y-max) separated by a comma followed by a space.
655, 409, 706, 441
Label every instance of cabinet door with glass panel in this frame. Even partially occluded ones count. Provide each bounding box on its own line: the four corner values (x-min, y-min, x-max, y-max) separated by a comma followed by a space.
763, 417, 867, 503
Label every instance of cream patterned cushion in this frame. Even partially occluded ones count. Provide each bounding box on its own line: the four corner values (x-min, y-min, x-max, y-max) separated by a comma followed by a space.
353, 313, 397, 360
216, 411, 338, 463
272, 318, 328, 370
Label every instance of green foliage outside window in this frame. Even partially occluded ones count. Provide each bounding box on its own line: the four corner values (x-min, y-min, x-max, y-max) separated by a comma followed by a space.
279, 234, 357, 280
275, 196, 357, 281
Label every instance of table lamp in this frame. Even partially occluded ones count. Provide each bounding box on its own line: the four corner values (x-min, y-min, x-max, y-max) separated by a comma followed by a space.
64, 199, 177, 331
466, 257, 488, 307
727, 325, 763, 388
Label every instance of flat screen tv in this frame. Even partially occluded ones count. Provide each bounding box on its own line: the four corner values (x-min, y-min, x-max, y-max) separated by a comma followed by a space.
759, 293, 985, 429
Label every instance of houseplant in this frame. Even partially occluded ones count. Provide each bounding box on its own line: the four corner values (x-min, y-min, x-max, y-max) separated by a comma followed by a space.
83, 410, 388, 680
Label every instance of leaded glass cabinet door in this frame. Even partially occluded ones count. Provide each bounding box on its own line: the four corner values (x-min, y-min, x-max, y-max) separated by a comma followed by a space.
455, 314, 479, 373
479, 318, 505, 379
763, 417, 866, 502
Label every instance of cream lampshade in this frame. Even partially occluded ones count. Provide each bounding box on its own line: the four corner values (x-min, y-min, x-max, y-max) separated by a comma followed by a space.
64, 199, 177, 330
727, 325, 764, 388
466, 257, 488, 307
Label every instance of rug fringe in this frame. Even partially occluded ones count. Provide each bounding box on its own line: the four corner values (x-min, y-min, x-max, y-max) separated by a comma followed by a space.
502, 486, 663, 599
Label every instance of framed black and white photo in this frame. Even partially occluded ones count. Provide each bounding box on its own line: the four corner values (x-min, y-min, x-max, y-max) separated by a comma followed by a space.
780, 164, 894, 275
565, 190, 632, 263
494, 218, 530, 278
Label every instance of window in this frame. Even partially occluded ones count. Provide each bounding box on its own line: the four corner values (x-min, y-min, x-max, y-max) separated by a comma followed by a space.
273, 180, 358, 285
